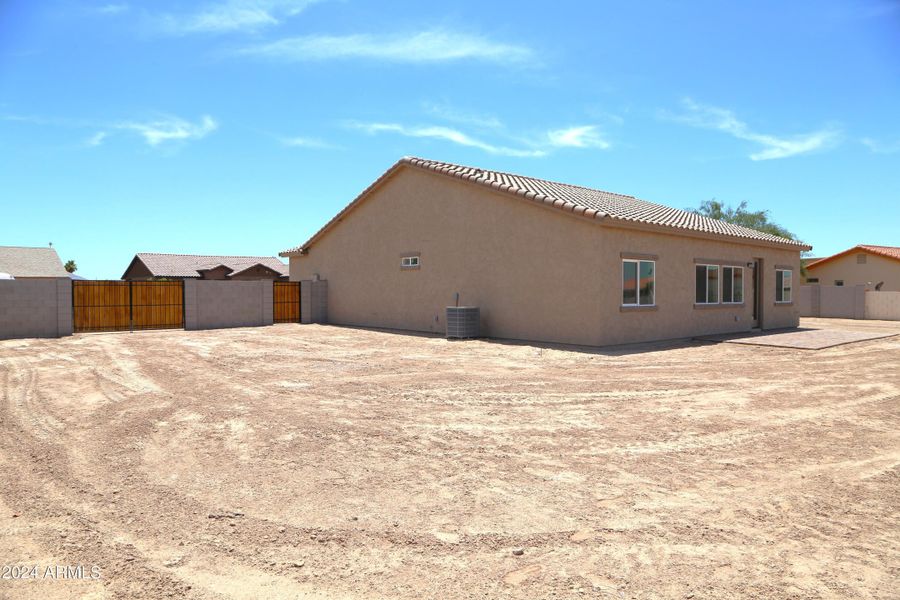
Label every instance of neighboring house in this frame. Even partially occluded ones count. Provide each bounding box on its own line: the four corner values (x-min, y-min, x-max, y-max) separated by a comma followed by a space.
803, 245, 900, 291
280, 157, 810, 346
122, 253, 288, 281
0, 246, 69, 279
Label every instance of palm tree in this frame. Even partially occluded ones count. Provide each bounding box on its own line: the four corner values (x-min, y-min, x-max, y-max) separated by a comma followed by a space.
64, 260, 77, 273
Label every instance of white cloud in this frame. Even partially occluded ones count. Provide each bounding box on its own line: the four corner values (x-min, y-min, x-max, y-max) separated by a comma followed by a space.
281, 135, 336, 149
117, 115, 218, 146
670, 98, 839, 160
85, 131, 107, 147
350, 122, 547, 158
96, 3, 129, 15
861, 137, 900, 154
238, 29, 534, 64
349, 120, 612, 158
159, 0, 319, 35
4, 111, 218, 149
547, 125, 610, 149
421, 102, 504, 129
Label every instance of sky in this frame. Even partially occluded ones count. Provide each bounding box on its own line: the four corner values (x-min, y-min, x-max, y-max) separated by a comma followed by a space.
1, 0, 898, 278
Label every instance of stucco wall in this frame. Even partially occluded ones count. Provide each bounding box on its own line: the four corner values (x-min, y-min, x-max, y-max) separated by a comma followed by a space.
289, 167, 802, 346
0, 278, 73, 339
865, 291, 900, 321
806, 252, 900, 291
184, 280, 273, 330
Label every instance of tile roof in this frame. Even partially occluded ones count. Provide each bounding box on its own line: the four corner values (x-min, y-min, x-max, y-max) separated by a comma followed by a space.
0, 246, 68, 277
806, 245, 900, 269
281, 157, 810, 255
130, 253, 288, 279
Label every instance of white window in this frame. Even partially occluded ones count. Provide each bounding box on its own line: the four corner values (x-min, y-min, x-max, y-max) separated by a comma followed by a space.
722, 266, 744, 304
622, 259, 655, 306
695, 264, 719, 304
401, 256, 419, 268
776, 269, 793, 303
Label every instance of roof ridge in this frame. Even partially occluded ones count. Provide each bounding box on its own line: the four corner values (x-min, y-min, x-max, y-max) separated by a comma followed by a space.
859, 244, 900, 250
403, 156, 637, 200
403, 157, 806, 246
0, 245, 57, 250
137, 252, 283, 259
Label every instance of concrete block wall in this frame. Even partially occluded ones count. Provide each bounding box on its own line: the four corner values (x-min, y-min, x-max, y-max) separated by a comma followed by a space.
0, 278, 73, 340
799, 285, 815, 317
300, 279, 328, 324
184, 280, 273, 330
799, 285, 866, 319
865, 291, 900, 321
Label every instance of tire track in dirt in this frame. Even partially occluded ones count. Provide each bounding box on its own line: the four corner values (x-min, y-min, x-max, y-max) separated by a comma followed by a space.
0, 349, 201, 598
2, 322, 899, 599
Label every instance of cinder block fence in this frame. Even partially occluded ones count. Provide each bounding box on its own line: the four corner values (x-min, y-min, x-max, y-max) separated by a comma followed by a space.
1, 278, 329, 340
0, 279, 73, 340
184, 280, 274, 330
800, 285, 900, 320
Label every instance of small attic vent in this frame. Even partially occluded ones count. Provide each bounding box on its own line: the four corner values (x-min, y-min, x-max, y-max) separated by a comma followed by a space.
857, 254, 867, 264
446, 306, 480, 339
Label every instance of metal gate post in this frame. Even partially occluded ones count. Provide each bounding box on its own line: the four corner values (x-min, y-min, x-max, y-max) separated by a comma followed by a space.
129, 280, 134, 333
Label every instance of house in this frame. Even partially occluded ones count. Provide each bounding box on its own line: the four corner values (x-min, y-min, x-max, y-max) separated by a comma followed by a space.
280, 157, 810, 346
0, 246, 69, 279
122, 253, 288, 281
803, 245, 900, 291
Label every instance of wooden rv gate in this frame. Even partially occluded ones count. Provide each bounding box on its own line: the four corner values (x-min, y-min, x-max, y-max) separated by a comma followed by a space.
72, 280, 184, 333
73, 280, 300, 332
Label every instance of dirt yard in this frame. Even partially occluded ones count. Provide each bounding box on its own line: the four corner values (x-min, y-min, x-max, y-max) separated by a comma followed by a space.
1, 318, 898, 599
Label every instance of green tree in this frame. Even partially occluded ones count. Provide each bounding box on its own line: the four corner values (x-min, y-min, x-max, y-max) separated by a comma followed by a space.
64, 260, 77, 273
691, 199, 798, 240
691, 199, 810, 272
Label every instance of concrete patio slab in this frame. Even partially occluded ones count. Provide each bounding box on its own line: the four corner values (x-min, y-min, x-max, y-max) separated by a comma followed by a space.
696, 327, 897, 350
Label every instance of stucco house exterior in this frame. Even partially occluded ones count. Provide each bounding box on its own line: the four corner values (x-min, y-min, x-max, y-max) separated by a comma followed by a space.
803, 245, 900, 291
0, 246, 69, 279
122, 253, 288, 281
280, 157, 810, 346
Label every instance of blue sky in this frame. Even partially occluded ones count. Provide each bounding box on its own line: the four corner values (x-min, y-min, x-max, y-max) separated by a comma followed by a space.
1, 0, 898, 278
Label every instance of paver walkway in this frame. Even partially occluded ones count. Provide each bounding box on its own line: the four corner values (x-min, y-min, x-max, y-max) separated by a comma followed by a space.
696, 327, 897, 349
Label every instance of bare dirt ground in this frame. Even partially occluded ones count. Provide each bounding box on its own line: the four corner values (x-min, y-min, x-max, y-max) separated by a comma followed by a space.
1, 318, 898, 599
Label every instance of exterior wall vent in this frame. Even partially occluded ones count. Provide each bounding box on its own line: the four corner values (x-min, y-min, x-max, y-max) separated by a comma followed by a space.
446, 306, 480, 339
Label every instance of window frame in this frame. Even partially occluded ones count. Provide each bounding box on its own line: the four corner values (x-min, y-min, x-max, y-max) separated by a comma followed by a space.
400, 256, 420, 268
775, 269, 793, 303
621, 259, 656, 307
721, 266, 744, 304
695, 264, 720, 305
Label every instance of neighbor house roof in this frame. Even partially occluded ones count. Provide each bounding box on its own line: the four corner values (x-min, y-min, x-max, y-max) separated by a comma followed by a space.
0, 246, 68, 277
125, 253, 288, 279
280, 157, 811, 256
806, 245, 900, 270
